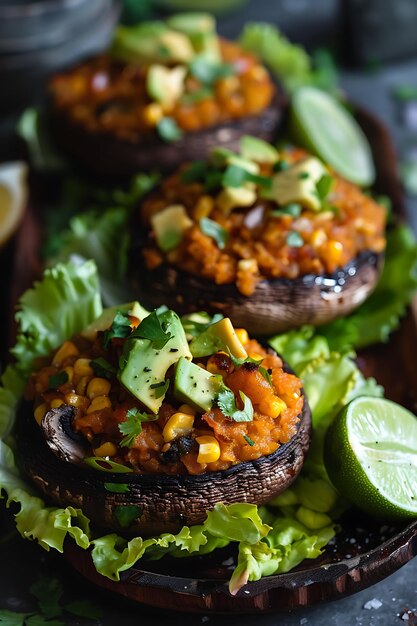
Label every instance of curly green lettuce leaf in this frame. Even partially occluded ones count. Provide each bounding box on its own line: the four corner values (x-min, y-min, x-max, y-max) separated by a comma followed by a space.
319, 225, 417, 350
11, 261, 102, 378
239, 23, 338, 94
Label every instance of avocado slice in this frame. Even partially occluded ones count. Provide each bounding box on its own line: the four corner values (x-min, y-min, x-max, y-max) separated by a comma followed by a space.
190, 318, 248, 359
80, 302, 150, 342
147, 64, 187, 106
166, 13, 220, 62
119, 310, 192, 413
111, 24, 193, 64
211, 147, 259, 175
151, 204, 193, 252
174, 357, 222, 412
217, 185, 257, 214
263, 156, 328, 211
239, 135, 279, 164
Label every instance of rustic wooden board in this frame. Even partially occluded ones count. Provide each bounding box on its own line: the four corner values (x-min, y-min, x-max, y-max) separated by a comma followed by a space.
8, 104, 417, 614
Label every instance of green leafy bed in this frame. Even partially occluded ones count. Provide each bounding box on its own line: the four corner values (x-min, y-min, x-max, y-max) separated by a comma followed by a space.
0, 223, 416, 594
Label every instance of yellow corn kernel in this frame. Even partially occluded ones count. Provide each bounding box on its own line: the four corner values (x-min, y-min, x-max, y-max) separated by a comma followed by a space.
326, 240, 344, 266
86, 377, 111, 399
50, 398, 64, 409
162, 412, 194, 443
196, 435, 221, 464
259, 397, 287, 419
234, 328, 249, 345
64, 393, 89, 410
179, 404, 195, 416
34, 403, 49, 425
63, 366, 74, 384
87, 395, 112, 413
248, 352, 263, 362
310, 229, 327, 248
76, 375, 89, 396
74, 358, 94, 378
143, 102, 164, 126
93, 441, 118, 457
193, 195, 214, 221
52, 341, 79, 367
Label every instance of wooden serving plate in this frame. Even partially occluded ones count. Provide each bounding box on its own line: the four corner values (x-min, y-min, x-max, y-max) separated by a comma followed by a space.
9, 104, 417, 613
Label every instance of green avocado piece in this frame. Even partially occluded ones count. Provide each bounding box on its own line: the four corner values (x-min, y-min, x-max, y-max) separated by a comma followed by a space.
262, 156, 328, 211
239, 135, 279, 164
151, 204, 193, 252
147, 64, 187, 106
174, 356, 222, 412
111, 23, 193, 64
211, 147, 259, 174
80, 302, 150, 342
119, 310, 192, 413
190, 318, 247, 359
166, 13, 220, 62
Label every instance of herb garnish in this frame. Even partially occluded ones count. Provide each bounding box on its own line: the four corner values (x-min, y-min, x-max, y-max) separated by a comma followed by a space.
189, 58, 235, 85
270, 203, 302, 218
273, 159, 289, 172
286, 231, 304, 248
181, 312, 224, 337
222, 164, 272, 189
243, 434, 256, 446
103, 311, 132, 349
131, 310, 172, 349
227, 350, 273, 386
315, 173, 334, 204
119, 407, 158, 447
91, 357, 116, 379
150, 379, 170, 398
217, 385, 254, 422
156, 117, 183, 142
200, 217, 229, 249
47, 371, 68, 390
104, 482, 130, 493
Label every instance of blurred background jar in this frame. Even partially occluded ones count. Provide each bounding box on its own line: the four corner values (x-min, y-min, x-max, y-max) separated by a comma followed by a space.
0, 0, 120, 117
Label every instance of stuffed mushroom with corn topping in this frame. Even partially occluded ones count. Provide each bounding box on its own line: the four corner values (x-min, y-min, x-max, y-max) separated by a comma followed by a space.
18, 303, 310, 536
47, 14, 282, 177
131, 136, 387, 335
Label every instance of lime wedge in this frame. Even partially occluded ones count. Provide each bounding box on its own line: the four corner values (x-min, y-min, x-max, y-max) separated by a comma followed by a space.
289, 86, 376, 187
325, 396, 417, 519
0, 162, 28, 247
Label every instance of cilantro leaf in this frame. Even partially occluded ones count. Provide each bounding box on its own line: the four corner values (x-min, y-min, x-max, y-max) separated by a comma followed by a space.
316, 173, 334, 202
103, 311, 132, 349
180, 160, 207, 184
189, 58, 235, 85
217, 385, 254, 422
270, 203, 302, 218
286, 231, 304, 248
64, 601, 102, 621
30, 578, 63, 619
181, 312, 224, 337
91, 357, 116, 379
222, 164, 272, 189
47, 371, 68, 390
130, 310, 173, 349
0, 610, 31, 626
259, 366, 273, 386
114, 504, 141, 528
199, 217, 228, 250
227, 350, 262, 369
150, 379, 170, 399
243, 435, 256, 446
119, 408, 158, 447
156, 117, 183, 142
104, 482, 130, 493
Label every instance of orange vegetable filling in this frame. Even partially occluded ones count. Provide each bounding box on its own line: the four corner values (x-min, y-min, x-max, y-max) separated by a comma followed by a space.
26, 324, 302, 475
141, 148, 387, 296
49, 40, 275, 141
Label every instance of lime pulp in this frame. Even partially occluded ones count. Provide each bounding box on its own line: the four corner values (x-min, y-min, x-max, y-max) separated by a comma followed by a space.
324, 396, 417, 519
289, 86, 376, 187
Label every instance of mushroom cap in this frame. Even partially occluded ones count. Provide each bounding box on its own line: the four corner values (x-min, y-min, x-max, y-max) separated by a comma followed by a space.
15, 377, 311, 536
47, 91, 285, 179
129, 250, 383, 336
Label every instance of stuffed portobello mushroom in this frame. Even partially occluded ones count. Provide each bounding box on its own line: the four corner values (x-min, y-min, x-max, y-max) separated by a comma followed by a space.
130, 136, 387, 335
18, 303, 311, 536
47, 13, 282, 177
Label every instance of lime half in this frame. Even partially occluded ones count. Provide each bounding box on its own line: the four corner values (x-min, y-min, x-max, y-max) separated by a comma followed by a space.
289, 86, 376, 187
325, 396, 417, 519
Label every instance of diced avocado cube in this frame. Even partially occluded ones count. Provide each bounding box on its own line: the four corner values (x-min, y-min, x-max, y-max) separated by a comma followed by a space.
211, 147, 259, 175
263, 156, 328, 211
239, 135, 279, 164
174, 356, 222, 412
217, 186, 256, 214
190, 318, 248, 359
81, 302, 150, 342
147, 64, 187, 106
151, 204, 193, 252
119, 310, 192, 413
